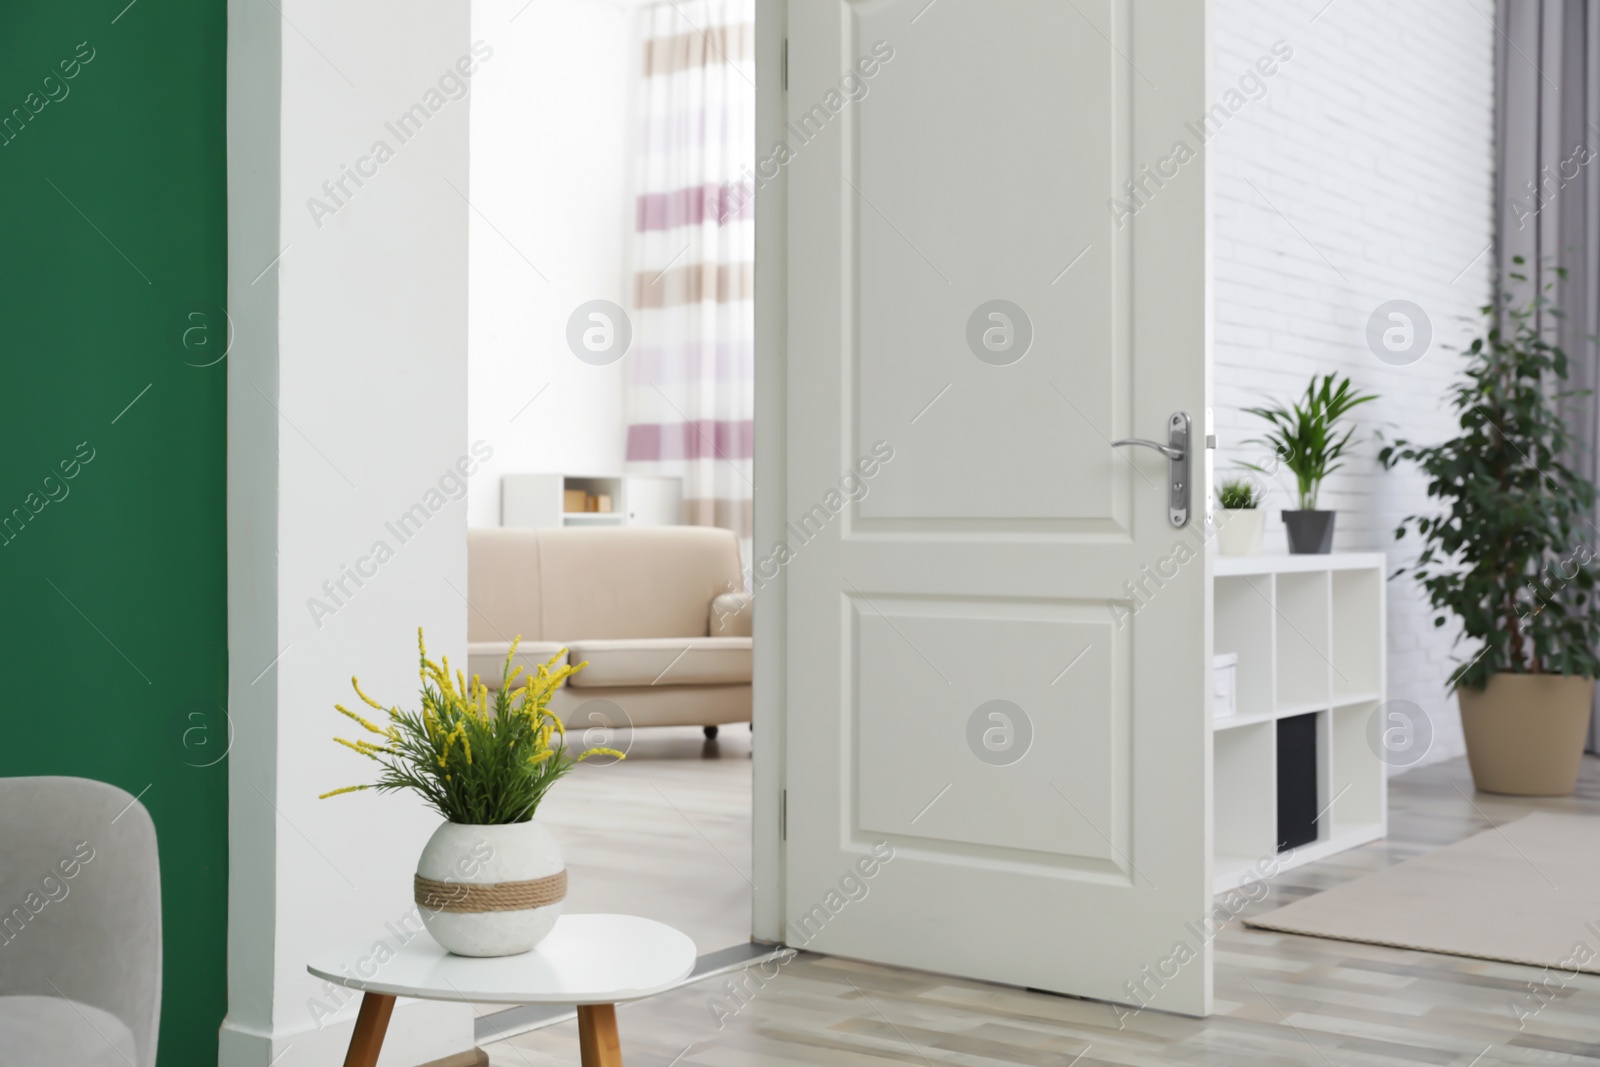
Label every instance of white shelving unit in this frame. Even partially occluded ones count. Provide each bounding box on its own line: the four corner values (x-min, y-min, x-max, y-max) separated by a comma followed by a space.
1212, 552, 1387, 893
500, 473, 682, 529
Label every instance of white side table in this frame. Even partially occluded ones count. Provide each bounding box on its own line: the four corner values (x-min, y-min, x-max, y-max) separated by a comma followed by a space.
308, 913, 696, 1067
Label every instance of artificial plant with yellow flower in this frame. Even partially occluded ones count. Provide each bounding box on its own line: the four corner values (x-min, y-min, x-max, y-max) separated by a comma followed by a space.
320, 629, 623, 823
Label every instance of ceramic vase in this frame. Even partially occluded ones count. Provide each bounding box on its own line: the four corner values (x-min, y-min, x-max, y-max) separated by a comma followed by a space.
414, 820, 565, 957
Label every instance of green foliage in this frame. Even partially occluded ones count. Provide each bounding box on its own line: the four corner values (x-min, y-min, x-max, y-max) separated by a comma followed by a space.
1218, 478, 1258, 510
320, 630, 623, 824
1380, 264, 1600, 689
1243, 373, 1378, 510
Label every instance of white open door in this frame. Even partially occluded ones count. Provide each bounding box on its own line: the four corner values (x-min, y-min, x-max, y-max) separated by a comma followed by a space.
774, 0, 1213, 1014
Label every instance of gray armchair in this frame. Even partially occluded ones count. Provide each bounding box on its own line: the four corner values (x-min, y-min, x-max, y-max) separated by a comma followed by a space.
0, 776, 161, 1067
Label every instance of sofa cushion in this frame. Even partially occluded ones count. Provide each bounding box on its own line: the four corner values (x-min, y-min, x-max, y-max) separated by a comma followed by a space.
537, 527, 742, 639
468, 641, 568, 691
564, 637, 751, 688
468, 526, 744, 642
467, 528, 547, 642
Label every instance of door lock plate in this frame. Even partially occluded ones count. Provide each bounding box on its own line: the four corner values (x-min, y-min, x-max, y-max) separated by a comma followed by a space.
1167, 412, 1190, 527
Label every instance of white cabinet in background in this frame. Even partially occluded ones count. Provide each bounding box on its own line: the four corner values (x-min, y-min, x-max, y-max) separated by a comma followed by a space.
1211, 552, 1388, 893
500, 473, 682, 529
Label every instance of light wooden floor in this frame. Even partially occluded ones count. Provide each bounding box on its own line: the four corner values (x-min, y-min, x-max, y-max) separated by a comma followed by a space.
486, 753, 1600, 1066
537, 725, 754, 956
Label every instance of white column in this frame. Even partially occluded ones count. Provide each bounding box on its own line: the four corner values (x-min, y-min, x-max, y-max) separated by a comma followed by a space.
224, 2, 475, 1063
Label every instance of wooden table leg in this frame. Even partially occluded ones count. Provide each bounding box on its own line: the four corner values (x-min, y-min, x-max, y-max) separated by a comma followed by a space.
343, 992, 397, 1067
576, 1002, 623, 1066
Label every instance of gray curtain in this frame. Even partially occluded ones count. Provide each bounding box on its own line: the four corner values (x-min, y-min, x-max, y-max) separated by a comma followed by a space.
1496, 0, 1600, 748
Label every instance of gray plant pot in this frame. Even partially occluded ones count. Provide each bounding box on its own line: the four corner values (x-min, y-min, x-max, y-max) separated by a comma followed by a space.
1283, 510, 1335, 554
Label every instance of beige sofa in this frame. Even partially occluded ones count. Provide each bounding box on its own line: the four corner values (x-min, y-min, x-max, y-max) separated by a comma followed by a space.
467, 526, 752, 733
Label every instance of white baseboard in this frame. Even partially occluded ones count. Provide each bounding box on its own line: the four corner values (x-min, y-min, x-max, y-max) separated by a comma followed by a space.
219, 999, 473, 1067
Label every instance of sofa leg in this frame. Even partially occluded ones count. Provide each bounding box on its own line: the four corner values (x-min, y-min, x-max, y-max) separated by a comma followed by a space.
703, 725, 719, 740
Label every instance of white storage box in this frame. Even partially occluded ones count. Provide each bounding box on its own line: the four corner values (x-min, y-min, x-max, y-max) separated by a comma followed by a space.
1213, 652, 1238, 718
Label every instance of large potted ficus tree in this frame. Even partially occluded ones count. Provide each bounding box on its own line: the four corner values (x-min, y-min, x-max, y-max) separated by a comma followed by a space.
1380, 264, 1600, 795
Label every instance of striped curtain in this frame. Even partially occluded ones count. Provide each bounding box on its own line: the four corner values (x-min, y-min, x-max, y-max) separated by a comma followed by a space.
627, 0, 755, 554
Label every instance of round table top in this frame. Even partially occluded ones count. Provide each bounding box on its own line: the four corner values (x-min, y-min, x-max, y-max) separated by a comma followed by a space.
306, 913, 697, 1005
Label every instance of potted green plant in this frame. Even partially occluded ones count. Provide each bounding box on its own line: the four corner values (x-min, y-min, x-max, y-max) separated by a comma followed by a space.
321, 631, 622, 955
1215, 478, 1263, 556
1380, 267, 1600, 795
1243, 373, 1377, 553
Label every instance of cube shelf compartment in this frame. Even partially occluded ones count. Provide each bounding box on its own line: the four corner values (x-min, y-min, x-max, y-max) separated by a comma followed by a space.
1210, 552, 1388, 893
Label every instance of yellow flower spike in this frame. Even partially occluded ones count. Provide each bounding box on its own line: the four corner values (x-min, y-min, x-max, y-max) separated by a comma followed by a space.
334, 736, 382, 760
577, 747, 626, 762
441, 720, 471, 766
336, 705, 388, 736
350, 678, 389, 713
319, 784, 370, 799
527, 749, 554, 765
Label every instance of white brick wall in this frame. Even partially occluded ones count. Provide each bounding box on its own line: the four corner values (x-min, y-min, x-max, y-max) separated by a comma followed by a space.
1211, 0, 1496, 766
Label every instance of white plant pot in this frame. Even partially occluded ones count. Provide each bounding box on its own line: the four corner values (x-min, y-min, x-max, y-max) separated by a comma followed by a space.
415, 820, 565, 957
1216, 508, 1264, 556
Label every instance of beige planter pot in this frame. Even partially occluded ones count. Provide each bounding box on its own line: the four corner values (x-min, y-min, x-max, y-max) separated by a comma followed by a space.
1457, 673, 1594, 796
1215, 508, 1264, 556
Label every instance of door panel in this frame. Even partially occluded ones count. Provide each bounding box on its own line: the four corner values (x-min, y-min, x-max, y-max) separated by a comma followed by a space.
853, 599, 1124, 866
853, 1, 1125, 526
781, 0, 1211, 1014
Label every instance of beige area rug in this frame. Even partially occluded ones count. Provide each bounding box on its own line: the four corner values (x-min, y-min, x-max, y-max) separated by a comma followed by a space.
1246, 812, 1600, 973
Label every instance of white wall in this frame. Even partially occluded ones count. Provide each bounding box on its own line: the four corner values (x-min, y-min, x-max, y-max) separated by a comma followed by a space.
467, 0, 636, 527
1209, 0, 1496, 767
225, 2, 474, 1063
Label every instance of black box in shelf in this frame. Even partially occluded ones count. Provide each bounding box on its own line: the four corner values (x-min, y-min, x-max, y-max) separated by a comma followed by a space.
1277, 712, 1320, 852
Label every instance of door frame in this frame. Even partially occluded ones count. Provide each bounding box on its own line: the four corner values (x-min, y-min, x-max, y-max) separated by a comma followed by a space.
750, 0, 788, 944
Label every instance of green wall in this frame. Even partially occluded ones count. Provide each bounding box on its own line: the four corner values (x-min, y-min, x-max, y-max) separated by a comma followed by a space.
0, 2, 228, 1064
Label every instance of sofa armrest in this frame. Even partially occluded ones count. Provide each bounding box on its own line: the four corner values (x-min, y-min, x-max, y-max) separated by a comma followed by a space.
709, 591, 753, 637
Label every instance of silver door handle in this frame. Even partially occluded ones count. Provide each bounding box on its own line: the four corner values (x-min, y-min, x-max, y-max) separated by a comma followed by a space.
1110, 412, 1191, 527
1110, 438, 1184, 460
